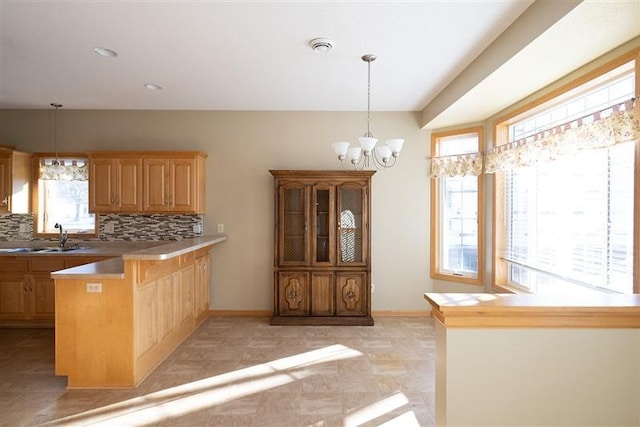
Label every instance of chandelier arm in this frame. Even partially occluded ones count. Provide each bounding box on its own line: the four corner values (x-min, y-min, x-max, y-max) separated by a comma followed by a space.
370, 149, 385, 170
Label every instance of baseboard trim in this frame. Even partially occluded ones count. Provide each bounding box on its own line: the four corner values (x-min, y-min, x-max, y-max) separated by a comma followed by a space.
209, 310, 271, 317
207, 310, 431, 318
373, 310, 432, 317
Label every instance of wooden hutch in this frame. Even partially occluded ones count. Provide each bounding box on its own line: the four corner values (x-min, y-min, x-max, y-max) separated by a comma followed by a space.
270, 170, 374, 325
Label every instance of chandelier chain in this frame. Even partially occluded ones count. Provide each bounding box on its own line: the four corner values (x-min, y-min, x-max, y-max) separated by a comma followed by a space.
366, 58, 371, 137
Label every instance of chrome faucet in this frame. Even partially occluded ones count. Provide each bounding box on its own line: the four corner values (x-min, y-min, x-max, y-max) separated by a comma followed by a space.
54, 223, 68, 248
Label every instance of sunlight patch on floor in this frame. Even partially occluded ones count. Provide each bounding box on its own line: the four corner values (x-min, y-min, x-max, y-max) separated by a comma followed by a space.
344, 392, 409, 427
48, 344, 363, 426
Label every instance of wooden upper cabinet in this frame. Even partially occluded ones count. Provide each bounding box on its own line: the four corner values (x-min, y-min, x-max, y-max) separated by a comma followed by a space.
143, 155, 205, 213
0, 147, 30, 214
89, 156, 142, 213
88, 151, 206, 214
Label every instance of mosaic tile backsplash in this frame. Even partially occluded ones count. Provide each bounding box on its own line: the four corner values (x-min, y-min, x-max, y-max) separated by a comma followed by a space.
0, 213, 204, 241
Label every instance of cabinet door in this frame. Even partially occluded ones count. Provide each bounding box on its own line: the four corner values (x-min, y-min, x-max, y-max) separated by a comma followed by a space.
28, 275, 55, 320
277, 183, 309, 266
312, 185, 335, 266
277, 272, 308, 316
0, 156, 10, 213
194, 255, 210, 319
336, 183, 368, 266
336, 272, 367, 316
136, 281, 159, 357
158, 274, 179, 339
311, 272, 333, 316
179, 266, 194, 325
89, 158, 116, 212
0, 275, 27, 319
143, 158, 170, 212
171, 158, 196, 212
117, 158, 143, 211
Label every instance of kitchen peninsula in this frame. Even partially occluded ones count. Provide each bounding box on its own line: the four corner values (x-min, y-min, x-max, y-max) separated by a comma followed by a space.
425, 292, 640, 427
51, 235, 227, 389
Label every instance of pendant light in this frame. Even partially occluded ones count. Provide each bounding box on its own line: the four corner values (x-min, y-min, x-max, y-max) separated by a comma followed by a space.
40, 103, 65, 178
331, 54, 404, 169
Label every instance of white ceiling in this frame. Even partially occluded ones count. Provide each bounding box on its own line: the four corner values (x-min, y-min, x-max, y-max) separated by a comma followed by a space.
1, 1, 638, 129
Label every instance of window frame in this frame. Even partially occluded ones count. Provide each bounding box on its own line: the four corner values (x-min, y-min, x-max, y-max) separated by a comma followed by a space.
492, 49, 640, 294
32, 152, 99, 238
430, 126, 485, 285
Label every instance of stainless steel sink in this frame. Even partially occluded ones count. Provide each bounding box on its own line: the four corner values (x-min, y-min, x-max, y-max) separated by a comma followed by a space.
0, 246, 87, 253
0, 248, 33, 253
32, 246, 86, 252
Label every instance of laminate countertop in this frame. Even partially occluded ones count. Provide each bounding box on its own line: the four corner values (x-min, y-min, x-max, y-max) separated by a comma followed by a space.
45, 235, 228, 279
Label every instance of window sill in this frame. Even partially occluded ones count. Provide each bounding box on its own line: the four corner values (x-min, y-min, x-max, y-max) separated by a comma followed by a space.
431, 272, 482, 286
492, 283, 527, 294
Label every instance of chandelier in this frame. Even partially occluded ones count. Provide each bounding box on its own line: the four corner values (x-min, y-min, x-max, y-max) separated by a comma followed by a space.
331, 54, 404, 169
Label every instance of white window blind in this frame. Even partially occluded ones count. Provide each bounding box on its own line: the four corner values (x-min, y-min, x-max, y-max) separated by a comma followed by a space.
505, 140, 634, 294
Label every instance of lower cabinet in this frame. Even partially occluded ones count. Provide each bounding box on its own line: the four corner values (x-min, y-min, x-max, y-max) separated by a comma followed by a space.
273, 270, 371, 325
0, 256, 108, 325
0, 274, 26, 319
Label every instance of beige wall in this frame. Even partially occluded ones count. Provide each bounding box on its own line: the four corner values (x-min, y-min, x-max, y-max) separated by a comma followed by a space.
436, 322, 640, 426
0, 109, 443, 311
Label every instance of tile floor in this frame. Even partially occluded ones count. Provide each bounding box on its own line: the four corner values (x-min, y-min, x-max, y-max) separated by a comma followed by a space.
0, 316, 435, 427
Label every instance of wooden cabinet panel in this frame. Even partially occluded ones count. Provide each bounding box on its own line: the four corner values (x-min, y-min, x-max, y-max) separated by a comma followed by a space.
118, 158, 142, 211
179, 266, 194, 325
0, 156, 10, 212
0, 149, 30, 214
89, 157, 142, 213
271, 170, 374, 325
311, 273, 333, 316
194, 254, 210, 322
29, 275, 55, 320
159, 274, 179, 339
172, 158, 196, 211
143, 156, 202, 213
88, 152, 205, 214
277, 272, 309, 316
136, 282, 159, 357
0, 276, 26, 319
89, 158, 115, 212
143, 158, 169, 212
30, 258, 66, 272
336, 272, 367, 316
0, 255, 109, 324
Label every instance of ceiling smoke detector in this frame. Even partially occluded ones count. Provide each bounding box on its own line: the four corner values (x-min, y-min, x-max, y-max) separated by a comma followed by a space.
309, 38, 334, 53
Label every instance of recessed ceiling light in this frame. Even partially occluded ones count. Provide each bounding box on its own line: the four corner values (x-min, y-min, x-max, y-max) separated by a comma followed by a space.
93, 47, 118, 57
144, 83, 163, 90
309, 38, 334, 53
